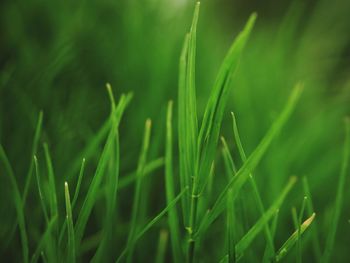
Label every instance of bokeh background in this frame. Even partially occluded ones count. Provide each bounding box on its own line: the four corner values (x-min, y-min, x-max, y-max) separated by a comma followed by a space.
1, 0, 350, 261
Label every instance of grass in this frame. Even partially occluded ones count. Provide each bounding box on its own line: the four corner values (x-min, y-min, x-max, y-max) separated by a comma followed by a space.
1, 1, 350, 262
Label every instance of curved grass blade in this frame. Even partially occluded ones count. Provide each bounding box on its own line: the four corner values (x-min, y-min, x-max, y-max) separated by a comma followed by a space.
64, 182, 75, 263
276, 213, 316, 262
0, 145, 29, 263
196, 84, 303, 238
322, 117, 350, 263
165, 101, 183, 263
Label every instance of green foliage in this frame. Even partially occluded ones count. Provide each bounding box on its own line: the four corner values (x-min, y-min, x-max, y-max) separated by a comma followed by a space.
1, 0, 350, 262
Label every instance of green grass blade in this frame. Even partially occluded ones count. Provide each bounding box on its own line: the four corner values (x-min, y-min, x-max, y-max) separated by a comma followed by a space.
30, 216, 57, 263
59, 158, 86, 245
263, 210, 280, 262
276, 213, 316, 262
221, 136, 237, 177
227, 188, 236, 263
296, 197, 307, 263
23, 110, 43, 204
75, 92, 131, 245
64, 182, 75, 263
116, 188, 188, 263
72, 158, 86, 209
322, 118, 350, 263
178, 3, 200, 235
196, 84, 303, 238
0, 145, 29, 263
178, 33, 191, 226
165, 101, 183, 263
92, 116, 121, 262
34, 155, 49, 224
235, 177, 297, 259
231, 112, 275, 257
196, 13, 257, 194
155, 230, 169, 263
302, 177, 321, 261
5, 111, 43, 252
126, 119, 152, 263
43, 143, 59, 260
66, 117, 110, 181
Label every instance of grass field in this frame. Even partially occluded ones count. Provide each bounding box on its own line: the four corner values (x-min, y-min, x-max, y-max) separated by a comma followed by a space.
1, 0, 350, 262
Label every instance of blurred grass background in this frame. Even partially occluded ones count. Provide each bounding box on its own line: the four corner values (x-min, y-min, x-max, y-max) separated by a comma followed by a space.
1, 0, 350, 261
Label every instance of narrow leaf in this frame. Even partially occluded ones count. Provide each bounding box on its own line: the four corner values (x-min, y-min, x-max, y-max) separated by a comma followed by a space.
276, 213, 316, 262
64, 182, 75, 263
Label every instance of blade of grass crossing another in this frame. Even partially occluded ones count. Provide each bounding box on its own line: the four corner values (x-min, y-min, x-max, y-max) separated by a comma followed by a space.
235, 177, 297, 259
231, 112, 275, 258
322, 118, 350, 263
296, 197, 307, 263
165, 101, 183, 263
64, 182, 75, 263
0, 145, 29, 263
302, 177, 321, 261
196, 84, 303, 238
276, 213, 316, 262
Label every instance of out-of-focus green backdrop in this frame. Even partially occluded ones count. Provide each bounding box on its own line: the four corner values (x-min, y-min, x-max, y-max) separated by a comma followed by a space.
1, 0, 350, 261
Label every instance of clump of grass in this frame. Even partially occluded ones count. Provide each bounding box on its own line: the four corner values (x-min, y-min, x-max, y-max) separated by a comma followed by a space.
1, 2, 349, 263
